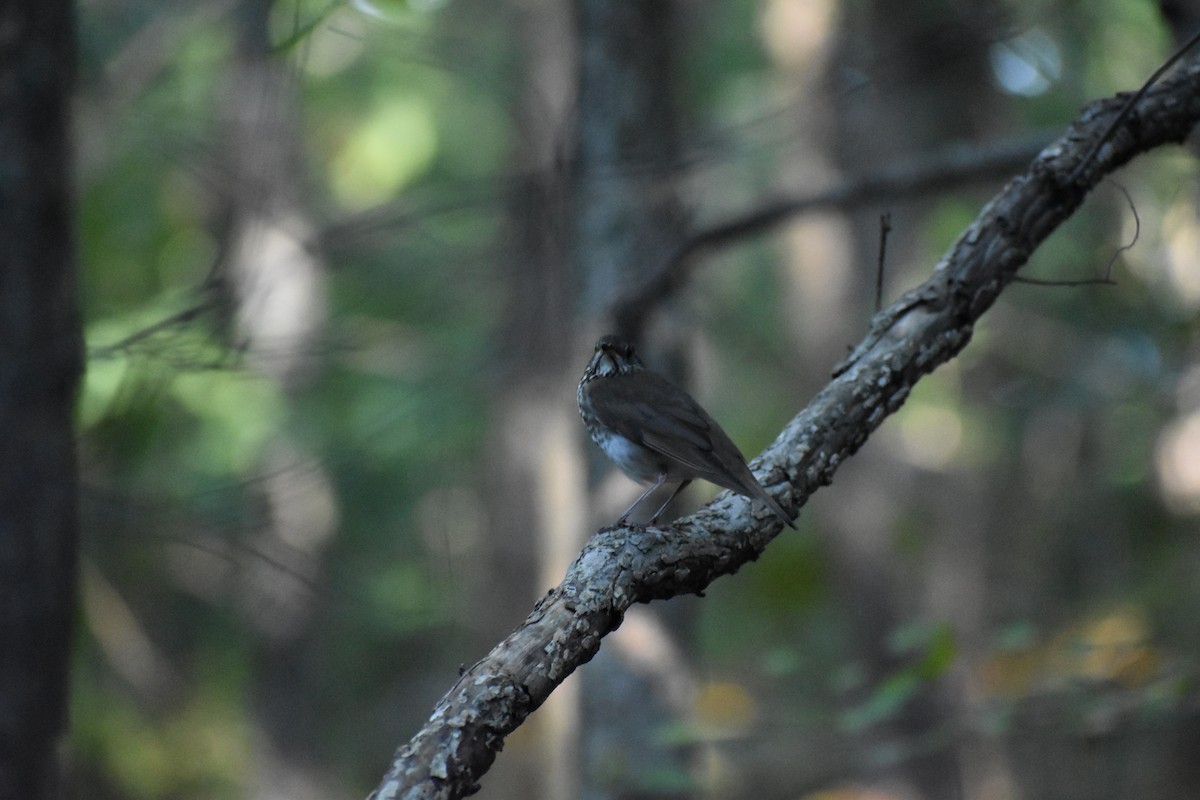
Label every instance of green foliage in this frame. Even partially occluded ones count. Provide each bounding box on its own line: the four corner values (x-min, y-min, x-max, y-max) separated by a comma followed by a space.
75, 1, 513, 794
840, 623, 957, 732
70, 0, 1200, 796
73, 656, 250, 799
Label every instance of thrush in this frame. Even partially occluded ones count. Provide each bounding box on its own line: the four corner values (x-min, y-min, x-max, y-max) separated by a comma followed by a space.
577, 334, 795, 528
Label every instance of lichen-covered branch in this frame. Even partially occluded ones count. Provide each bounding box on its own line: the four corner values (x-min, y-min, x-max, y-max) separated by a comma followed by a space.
371, 59, 1200, 800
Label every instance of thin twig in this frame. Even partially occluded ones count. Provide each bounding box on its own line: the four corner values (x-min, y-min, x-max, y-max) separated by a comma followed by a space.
1012, 275, 1117, 287
88, 296, 219, 360
1103, 181, 1141, 281
875, 212, 892, 312
1067, 27, 1200, 185
610, 133, 1052, 337
1012, 180, 1139, 288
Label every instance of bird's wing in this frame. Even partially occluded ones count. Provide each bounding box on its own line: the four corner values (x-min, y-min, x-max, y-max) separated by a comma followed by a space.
617, 373, 746, 478
587, 372, 796, 528
587, 373, 715, 465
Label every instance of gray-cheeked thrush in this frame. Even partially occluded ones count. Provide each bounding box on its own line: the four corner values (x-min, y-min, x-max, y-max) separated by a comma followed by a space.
577, 334, 795, 528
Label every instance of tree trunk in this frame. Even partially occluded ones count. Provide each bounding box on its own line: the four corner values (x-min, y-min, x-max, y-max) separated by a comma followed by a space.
571, 3, 694, 799
0, 2, 83, 798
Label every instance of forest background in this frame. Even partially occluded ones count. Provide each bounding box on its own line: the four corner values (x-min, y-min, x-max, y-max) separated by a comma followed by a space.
31, 0, 1200, 798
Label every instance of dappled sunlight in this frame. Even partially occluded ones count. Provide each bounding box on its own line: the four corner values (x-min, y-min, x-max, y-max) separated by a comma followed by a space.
692, 681, 758, 740
1161, 201, 1200, 310
989, 29, 1062, 97
231, 214, 328, 385
1156, 411, 1200, 514
329, 96, 437, 210
781, 212, 858, 358
892, 403, 964, 471
170, 370, 287, 474
295, 7, 367, 78
980, 606, 1162, 697
878, 369, 968, 472
74, 677, 252, 798
759, 0, 837, 73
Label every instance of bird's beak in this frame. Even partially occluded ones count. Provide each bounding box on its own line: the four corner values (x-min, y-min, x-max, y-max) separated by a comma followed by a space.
591, 347, 618, 377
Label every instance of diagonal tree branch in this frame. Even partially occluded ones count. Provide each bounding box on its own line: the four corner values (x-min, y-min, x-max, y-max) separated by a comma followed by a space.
371, 59, 1200, 800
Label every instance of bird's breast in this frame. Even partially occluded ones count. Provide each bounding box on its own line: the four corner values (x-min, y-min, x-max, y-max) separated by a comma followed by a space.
590, 429, 668, 483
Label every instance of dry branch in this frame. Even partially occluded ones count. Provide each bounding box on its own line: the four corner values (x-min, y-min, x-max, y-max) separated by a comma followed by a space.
610, 131, 1052, 338
371, 59, 1200, 800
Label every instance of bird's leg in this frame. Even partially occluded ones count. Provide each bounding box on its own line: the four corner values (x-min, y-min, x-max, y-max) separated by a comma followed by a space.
648, 479, 691, 524
617, 473, 667, 525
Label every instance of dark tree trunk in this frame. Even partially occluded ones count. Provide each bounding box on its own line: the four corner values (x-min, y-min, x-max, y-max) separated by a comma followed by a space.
573, 0, 686, 334
571, 3, 693, 799
0, 2, 83, 799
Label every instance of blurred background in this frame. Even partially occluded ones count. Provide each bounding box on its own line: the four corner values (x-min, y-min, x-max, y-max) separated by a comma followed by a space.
72, 0, 1200, 798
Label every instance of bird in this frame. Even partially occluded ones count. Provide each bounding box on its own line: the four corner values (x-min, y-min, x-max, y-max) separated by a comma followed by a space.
577, 334, 795, 528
